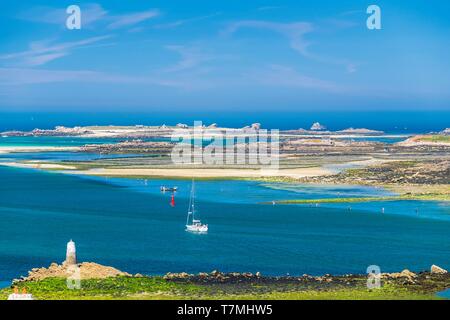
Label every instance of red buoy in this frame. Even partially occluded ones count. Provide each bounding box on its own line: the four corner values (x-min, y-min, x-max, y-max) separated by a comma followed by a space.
170, 193, 175, 207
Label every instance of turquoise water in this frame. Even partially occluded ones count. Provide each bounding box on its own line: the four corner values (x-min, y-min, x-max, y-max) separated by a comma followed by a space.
1, 165, 449, 284
337, 136, 409, 144
0, 136, 170, 147
80, 176, 395, 205
437, 288, 450, 299
0, 136, 165, 162
0, 151, 145, 162
0, 136, 122, 147
324, 201, 450, 221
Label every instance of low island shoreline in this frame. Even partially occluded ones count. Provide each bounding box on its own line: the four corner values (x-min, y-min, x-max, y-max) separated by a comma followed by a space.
1, 261, 449, 300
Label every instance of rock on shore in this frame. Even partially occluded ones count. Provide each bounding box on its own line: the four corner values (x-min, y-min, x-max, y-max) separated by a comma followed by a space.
15, 262, 131, 283
431, 265, 448, 274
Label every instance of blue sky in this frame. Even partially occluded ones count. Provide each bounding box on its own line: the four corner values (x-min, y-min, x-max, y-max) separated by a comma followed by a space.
0, 0, 449, 111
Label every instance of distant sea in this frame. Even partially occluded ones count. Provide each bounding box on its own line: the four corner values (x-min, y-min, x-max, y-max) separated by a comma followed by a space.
0, 111, 448, 134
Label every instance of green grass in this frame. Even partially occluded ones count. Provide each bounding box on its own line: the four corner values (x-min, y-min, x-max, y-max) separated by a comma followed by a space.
219, 286, 439, 300
419, 135, 450, 143
0, 277, 443, 300
274, 196, 400, 204
273, 193, 450, 204
0, 277, 201, 300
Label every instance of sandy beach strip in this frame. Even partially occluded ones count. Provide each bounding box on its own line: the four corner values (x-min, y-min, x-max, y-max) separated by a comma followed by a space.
0, 156, 394, 179
72, 167, 333, 179
0, 161, 77, 170
72, 157, 396, 179
0, 146, 79, 154
0, 161, 334, 178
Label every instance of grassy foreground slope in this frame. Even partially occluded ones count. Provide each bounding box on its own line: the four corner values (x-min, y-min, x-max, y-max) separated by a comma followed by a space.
1, 272, 448, 300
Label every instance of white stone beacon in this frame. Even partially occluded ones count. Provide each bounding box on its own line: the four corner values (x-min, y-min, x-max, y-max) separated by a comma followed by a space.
65, 239, 77, 266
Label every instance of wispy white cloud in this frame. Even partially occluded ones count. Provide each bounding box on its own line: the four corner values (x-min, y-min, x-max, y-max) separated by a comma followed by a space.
107, 9, 160, 29
0, 67, 182, 87
154, 12, 221, 29
22, 52, 69, 67
0, 35, 113, 66
224, 19, 358, 73
0, 68, 104, 85
18, 4, 159, 30
18, 3, 107, 28
163, 45, 215, 73
322, 18, 359, 29
223, 20, 313, 56
346, 63, 358, 74
245, 64, 343, 92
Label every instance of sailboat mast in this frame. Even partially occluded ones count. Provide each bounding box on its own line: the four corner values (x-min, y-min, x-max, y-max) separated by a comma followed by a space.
192, 179, 195, 219
186, 179, 195, 225
186, 212, 190, 226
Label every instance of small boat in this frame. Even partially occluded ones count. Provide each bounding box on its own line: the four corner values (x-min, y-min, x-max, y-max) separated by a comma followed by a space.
160, 186, 178, 192
186, 180, 208, 233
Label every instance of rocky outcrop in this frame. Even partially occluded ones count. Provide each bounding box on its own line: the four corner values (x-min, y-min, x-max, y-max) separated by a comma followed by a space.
1, 126, 94, 137
382, 269, 417, 283
299, 160, 450, 185
164, 270, 262, 283
14, 262, 131, 283
80, 140, 174, 154
431, 265, 448, 274
310, 122, 326, 131
281, 127, 384, 136
337, 128, 384, 135
54, 126, 93, 135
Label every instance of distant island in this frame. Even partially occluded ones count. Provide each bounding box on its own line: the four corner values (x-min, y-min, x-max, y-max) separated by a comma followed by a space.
1, 123, 386, 138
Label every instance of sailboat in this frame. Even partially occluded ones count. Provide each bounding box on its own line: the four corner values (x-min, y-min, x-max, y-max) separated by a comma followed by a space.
185, 180, 208, 233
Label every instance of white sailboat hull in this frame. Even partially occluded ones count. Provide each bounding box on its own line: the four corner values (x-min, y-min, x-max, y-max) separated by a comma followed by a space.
186, 224, 208, 233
